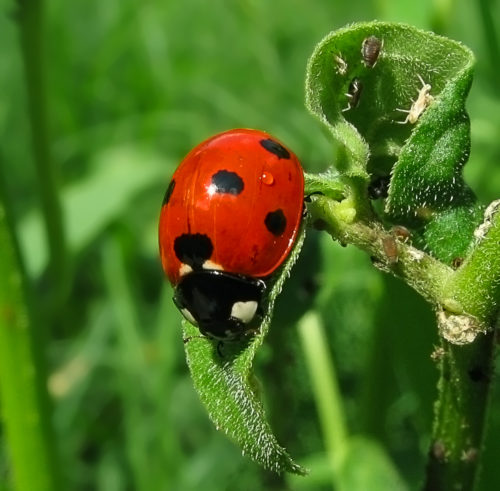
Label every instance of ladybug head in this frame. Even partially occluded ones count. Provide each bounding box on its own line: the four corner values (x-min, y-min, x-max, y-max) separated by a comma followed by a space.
173, 270, 266, 340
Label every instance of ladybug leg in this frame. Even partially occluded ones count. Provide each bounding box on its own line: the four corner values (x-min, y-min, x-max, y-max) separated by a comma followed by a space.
216, 341, 225, 357
182, 334, 205, 344
182, 334, 225, 359
304, 191, 324, 202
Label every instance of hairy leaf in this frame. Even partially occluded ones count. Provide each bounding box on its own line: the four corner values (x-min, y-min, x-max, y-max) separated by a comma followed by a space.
182, 225, 307, 475
305, 21, 483, 262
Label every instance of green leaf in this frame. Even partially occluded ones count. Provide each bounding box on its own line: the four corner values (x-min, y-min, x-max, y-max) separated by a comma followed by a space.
420, 205, 484, 264
336, 437, 408, 491
379, 26, 483, 262
18, 145, 169, 277
286, 439, 408, 491
381, 32, 473, 207
182, 225, 307, 475
305, 21, 483, 262
305, 26, 371, 182
304, 170, 345, 200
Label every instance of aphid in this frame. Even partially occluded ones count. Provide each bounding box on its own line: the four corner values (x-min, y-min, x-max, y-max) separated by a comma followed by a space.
461, 448, 478, 464
396, 74, 434, 124
361, 35, 383, 67
334, 53, 348, 75
415, 205, 435, 220
382, 236, 398, 264
342, 78, 363, 112
391, 225, 411, 243
432, 440, 447, 462
430, 346, 445, 361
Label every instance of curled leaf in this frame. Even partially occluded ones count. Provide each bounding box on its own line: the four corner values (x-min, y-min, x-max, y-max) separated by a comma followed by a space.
306, 21, 483, 262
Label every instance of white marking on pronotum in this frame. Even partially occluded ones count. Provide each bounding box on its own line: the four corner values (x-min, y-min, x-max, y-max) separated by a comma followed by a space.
231, 301, 258, 324
396, 74, 434, 124
202, 260, 224, 271
179, 263, 193, 277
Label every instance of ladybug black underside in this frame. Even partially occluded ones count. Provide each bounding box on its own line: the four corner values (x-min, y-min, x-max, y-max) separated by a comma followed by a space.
173, 270, 266, 340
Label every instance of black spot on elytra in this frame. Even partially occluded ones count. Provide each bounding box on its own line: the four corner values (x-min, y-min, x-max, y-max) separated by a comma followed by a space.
162, 179, 175, 205
265, 209, 287, 236
211, 170, 244, 195
260, 139, 290, 159
174, 233, 213, 269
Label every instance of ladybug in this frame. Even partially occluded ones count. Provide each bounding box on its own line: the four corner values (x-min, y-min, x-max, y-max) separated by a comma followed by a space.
159, 129, 304, 340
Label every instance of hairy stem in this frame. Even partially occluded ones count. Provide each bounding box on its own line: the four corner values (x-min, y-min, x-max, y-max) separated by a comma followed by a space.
425, 329, 496, 491
444, 202, 500, 325
425, 203, 500, 490
308, 193, 500, 490
307, 195, 454, 305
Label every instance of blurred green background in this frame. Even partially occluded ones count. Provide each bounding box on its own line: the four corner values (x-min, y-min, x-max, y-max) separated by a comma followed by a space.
1, 0, 500, 489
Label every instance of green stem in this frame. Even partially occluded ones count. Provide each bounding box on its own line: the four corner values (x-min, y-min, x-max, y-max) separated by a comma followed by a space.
17, 0, 67, 288
477, 0, 500, 87
308, 195, 454, 305
424, 329, 496, 491
0, 185, 60, 490
102, 236, 152, 491
425, 204, 500, 490
444, 202, 500, 325
297, 311, 349, 486
430, 0, 455, 33
309, 194, 500, 490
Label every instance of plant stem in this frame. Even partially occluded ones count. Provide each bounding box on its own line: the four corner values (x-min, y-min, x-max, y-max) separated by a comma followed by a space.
430, 0, 455, 33
0, 186, 60, 490
444, 202, 500, 325
17, 0, 67, 288
477, 0, 500, 87
424, 329, 496, 491
297, 311, 349, 486
102, 236, 153, 491
425, 204, 500, 490
308, 195, 454, 305
309, 193, 500, 489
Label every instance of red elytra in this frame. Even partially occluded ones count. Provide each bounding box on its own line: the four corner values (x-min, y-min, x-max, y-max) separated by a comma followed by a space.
159, 129, 304, 286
